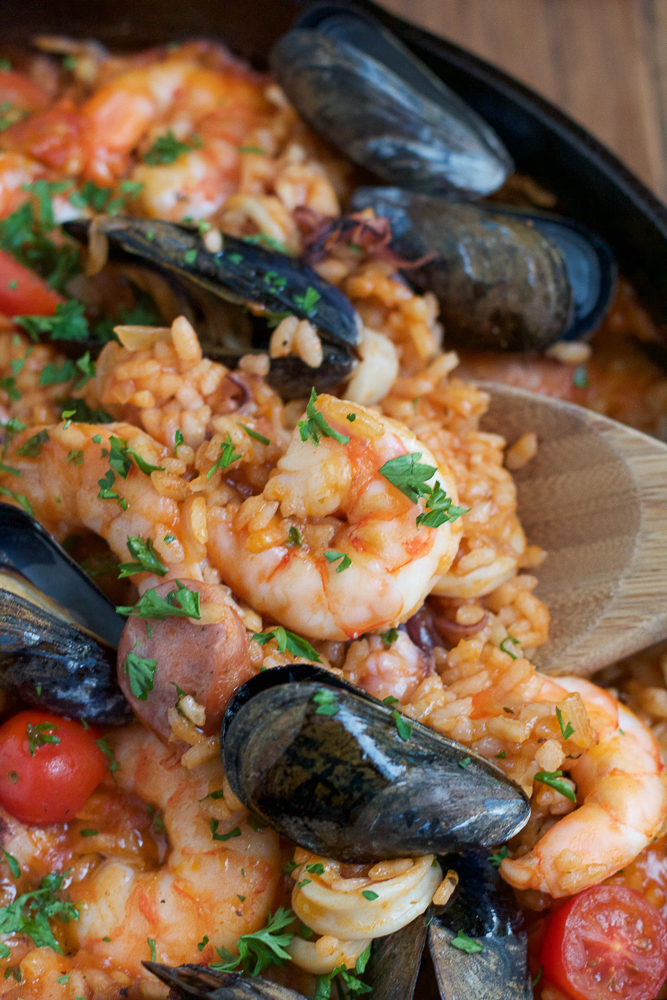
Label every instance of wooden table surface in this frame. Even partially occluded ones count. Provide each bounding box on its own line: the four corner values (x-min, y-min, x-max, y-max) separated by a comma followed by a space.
378, 0, 667, 205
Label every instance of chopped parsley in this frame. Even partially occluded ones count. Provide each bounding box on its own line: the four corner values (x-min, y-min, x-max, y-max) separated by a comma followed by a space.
79, 829, 98, 837
306, 863, 325, 875
287, 525, 302, 547
211, 907, 295, 976
534, 769, 577, 802
68, 181, 127, 216
0, 375, 19, 401
313, 689, 339, 716
251, 626, 321, 663
94, 735, 120, 782
174, 428, 184, 452
488, 846, 509, 868
58, 398, 113, 424
198, 935, 209, 952
117, 580, 201, 621
147, 937, 157, 962
383, 695, 399, 707
0, 871, 79, 952
242, 233, 288, 254
381, 628, 398, 647
298, 388, 350, 447
118, 535, 167, 578
572, 364, 590, 389
392, 710, 412, 742
144, 130, 203, 165
238, 145, 266, 154
324, 550, 351, 573
207, 433, 242, 478
0, 486, 32, 514
283, 858, 298, 876
380, 453, 467, 527
297, 878, 311, 889
183, 248, 197, 265
123, 650, 157, 701
26, 721, 60, 757
450, 931, 484, 954
1, 848, 20, 879
346, 413, 356, 422
314, 942, 372, 999
16, 300, 89, 342
16, 429, 49, 458
210, 820, 241, 842
0, 200, 80, 292
495, 750, 507, 759
500, 636, 520, 658
97, 469, 128, 510
361, 890, 378, 901
294, 286, 321, 316
556, 706, 575, 740
533, 966, 544, 987
458, 756, 471, 769
236, 421, 270, 445
0, 102, 27, 131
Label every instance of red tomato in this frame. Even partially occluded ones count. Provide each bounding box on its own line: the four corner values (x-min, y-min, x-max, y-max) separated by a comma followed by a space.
541, 885, 667, 1000
0, 711, 106, 825
0, 249, 64, 316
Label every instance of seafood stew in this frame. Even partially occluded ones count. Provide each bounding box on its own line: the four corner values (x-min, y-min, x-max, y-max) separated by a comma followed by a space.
0, 4, 665, 999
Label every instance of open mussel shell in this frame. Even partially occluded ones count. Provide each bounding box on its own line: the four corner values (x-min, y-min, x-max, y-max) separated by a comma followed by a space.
271, 4, 512, 198
64, 217, 359, 397
143, 962, 307, 998
365, 911, 429, 1000
429, 851, 532, 1000
221, 665, 529, 864
0, 503, 130, 724
351, 186, 616, 350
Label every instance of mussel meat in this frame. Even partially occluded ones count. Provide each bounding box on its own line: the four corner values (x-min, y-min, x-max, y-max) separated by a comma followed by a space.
221, 665, 530, 863
271, 5, 512, 197
429, 851, 532, 1000
0, 503, 130, 724
144, 962, 307, 998
64, 217, 359, 398
350, 186, 617, 351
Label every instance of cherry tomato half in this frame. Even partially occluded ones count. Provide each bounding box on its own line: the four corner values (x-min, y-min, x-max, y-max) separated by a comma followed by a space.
0, 711, 106, 825
0, 249, 64, 317
541, 884, 667, 1000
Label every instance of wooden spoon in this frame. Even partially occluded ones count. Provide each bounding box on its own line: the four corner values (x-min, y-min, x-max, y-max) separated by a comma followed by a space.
478, 382, 667, 676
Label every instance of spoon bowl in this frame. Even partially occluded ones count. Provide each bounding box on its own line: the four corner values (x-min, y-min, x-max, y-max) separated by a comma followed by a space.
480, 382, 667, 675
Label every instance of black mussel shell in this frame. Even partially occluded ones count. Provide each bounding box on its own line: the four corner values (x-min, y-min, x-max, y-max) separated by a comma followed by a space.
0, 504, 130, 724
351, 186, 616, 350
143, 962, 307, 998
221, 665, 529, 864
365, 912, 429, 1000
271, 5, 512, 198
429, 851, 532, 1000
64, 217, 359, 397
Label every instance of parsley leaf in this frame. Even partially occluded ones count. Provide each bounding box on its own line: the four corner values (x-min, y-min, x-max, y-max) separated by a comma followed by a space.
1, 847, 20, 879
324, 550, 351, 573
0, 486, 32, 514
251, 626, 321, 663
392, 709, 413, 742
210, 820, 241, 842
381, 628, 398, 647
116, 580, 201, 621
26, 721, 60, 756
313, 689, 339, 716
297, 388, 350, 447
117, 535, 167, 578
16, 300, 89, 342
361, 890, 378, 901
208, 433, 242, 478
236, 422, 270, 445
556, 706, 575, 740
293, 286, 321, 316
123, 650, 157, 701
58, 398, 113, 424
380, 453, 435, 503
144, 130, 203, 165
94, 735, 120, 782
416, 480, 468, 528
451, 931, 484, 954
198, 935, 209, 952
500, 636, 520, 658
488, 845, 509, 868
306, 863, 325, 875
314, 942, 372, 998
148, 937, 157, 962
97, 469, 128, 510
174, 428, 184, 453
16, 429, 49, 458
534, 769, 577, 802
0, 871, 78, 953
287, 525, 302, 547
211, 907, 295, 976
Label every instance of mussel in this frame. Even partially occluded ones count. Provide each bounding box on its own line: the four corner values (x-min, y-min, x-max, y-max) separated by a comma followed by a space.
350, 186, 617, 351
64, 217, 359, 398
144, 963, 308, 999
429, 851, 532, 1000
0, 503, 130, 724
221, 664, 529, 863
271, 4, 512, 197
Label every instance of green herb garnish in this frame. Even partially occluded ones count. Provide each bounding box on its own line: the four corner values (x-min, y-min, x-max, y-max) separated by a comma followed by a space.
534, 769, 577, 802
313, 689, 339, 716
324, 551, 351, 573
26, 721, 60, 756
236, 421, 270, 445
94, 735, 120, 782
500, 636, 520, 658
451, 931, 484, 953
144, 130, 203, 165
117, 580, 201, 621
16, 300, 88, 342
488, 846, 509, 867
210, 820, 242, 842
298, 387, 350, 447
207, 433, 242, 478
251, 626, 321, 663
0, 871, 78, 953
16, 429, 49, 458
381, 628, 398, 647
556, 706, 575, 740
118, 535, 167, 578
392, 710, 412, 742
123, 650, 157, 701
211, 907, 295, 976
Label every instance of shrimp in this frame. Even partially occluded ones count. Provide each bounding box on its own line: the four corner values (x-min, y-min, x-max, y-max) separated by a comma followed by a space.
500, 676, 667, 897
0, 419, 208, 585
207, 394, 463, 640
72, 725, 281, 987
343, 629, 429, 703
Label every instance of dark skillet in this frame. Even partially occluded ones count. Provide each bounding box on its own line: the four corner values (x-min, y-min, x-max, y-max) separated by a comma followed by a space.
1, 0, 666, 338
